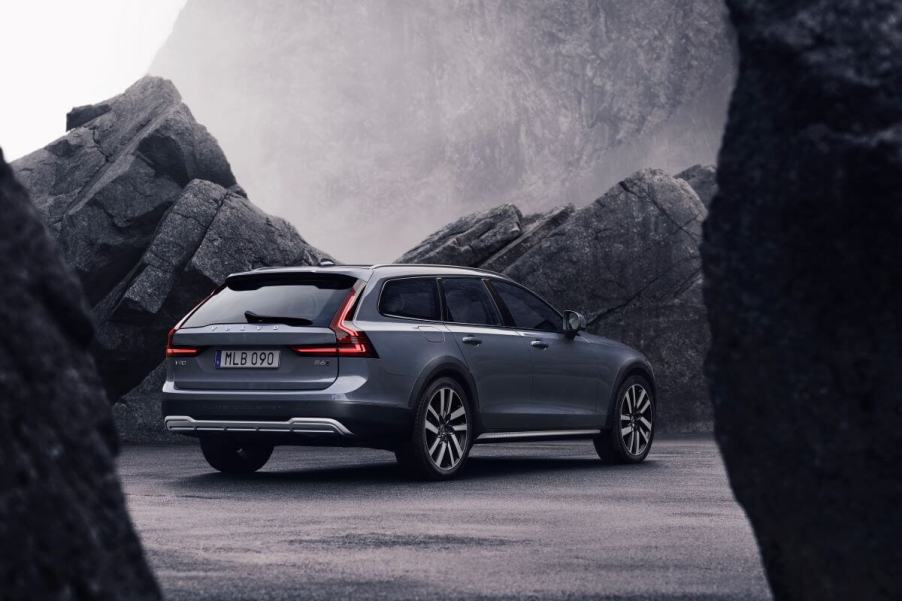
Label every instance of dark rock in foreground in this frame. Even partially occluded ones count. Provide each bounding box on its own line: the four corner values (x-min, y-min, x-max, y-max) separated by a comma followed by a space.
14, 77, 331, 440
676, 164, 717, 207
0, 148, 160, 599
703, 1, 902, 599
398, 168, 709, 430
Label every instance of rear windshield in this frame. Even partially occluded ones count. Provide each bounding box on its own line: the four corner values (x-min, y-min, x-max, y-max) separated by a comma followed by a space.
182, 276, 354, 328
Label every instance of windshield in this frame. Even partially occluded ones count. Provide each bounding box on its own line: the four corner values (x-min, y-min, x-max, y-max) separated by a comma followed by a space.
182, 277, 354, 328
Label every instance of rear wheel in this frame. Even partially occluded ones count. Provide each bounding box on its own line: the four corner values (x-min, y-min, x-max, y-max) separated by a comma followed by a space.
594, 375, 655, 464
200, 437, 273, 474
396, 377, 472, 480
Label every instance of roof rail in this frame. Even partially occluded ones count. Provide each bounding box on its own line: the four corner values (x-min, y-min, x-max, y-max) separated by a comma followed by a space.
371, 263, 508, 278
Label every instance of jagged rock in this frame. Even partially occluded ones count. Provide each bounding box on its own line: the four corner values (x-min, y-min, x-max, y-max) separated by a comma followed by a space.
676, 164, 717, 207
398, 204, 523, 266
0, 148, 160, 598
13, 77, 331, 440
702, 1, 902, 599
482, 205, 574, 273
398, 169, 710, 430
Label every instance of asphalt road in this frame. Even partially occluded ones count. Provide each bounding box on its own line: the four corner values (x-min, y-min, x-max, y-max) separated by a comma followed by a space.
119, 436, 772, 601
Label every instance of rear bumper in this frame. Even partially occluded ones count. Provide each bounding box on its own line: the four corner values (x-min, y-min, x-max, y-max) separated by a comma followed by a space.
164, 415, 354, 435
161, 392, 412, 443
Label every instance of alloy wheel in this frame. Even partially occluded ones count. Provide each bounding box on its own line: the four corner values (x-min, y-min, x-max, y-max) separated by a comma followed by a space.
619, 383, 653, 456
424, 386, 469, 470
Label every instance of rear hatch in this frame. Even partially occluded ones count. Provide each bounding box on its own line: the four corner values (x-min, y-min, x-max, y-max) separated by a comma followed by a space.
168, 272, 357, 391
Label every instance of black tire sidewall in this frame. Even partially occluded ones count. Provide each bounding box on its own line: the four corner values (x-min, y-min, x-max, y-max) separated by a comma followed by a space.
599, 375, 655, 464
403, 377, 473, 480
200, 437, 273, 473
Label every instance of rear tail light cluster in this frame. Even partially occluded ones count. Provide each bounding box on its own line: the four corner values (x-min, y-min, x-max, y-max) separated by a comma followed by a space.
291, 283, 378, 358
165, 327, 200, 357
164, 287, 219, 358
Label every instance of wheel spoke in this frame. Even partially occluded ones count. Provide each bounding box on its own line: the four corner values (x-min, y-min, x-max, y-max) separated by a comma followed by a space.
428, 437, 441, 456
638, 428, 648, 444
427, 405, 441, 423
449, 406, 466, 420
639, 416, 652, 430
452, 424, 467, 432
631, 429, 639, 454
636, 389, 649, 413
425, 421, 438, 434
621, 426, 632, 438
450, 432, 464, 458
435, 442, 447, 467
620, 413, 631, 421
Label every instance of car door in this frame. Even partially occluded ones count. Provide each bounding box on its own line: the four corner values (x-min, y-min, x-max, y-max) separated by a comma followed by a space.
439, 277, 533, 430
488, 280, 601, 429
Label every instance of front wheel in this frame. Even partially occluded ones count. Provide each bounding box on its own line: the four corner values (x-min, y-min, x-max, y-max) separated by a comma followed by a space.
395, 377, 472, 480
200, 437, 273, 474
594, 375, 655, 464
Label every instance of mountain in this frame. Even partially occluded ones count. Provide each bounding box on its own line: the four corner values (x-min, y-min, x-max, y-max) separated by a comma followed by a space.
151, 0, 735, 261
12, 77, 331, 440
397, 167, 712, 431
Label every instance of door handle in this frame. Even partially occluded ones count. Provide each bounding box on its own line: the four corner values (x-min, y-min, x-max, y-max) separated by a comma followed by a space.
461, 336, 482, 346
530, 340, 549, 349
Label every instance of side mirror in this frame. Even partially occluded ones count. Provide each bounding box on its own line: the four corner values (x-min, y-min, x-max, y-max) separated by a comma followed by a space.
562, 310, 586, 335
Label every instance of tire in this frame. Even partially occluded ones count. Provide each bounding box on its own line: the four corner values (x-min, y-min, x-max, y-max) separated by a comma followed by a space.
395, 377, 473, 480
200, 437, 273, 474
594, 375, 655, 464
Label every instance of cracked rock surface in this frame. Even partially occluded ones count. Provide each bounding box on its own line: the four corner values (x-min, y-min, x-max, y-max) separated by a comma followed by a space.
703, 1, 902, 599
13, 77, 331, 440
0, 148, 160, 599
398, 168, 709, 430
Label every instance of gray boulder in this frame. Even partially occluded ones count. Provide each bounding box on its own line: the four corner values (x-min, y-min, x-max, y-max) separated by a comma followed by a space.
0, 148, 160, 598
13, 77, 331, 440
676, 164, 717, 207
703, 1, 902, 599
398, 204, 524, 266
398, 169, 710, 430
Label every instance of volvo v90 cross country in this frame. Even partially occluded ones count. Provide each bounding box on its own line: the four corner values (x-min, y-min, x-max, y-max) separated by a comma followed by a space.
162, 264, 656, 480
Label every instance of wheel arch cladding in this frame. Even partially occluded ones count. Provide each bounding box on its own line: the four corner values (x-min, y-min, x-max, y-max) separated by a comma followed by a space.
408, 357, 479, 414
605, 362, 656, 427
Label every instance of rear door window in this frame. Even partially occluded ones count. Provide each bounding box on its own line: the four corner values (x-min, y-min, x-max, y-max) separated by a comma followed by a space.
182, 275, 354, 328
441, 278, 502, 326
490, 280, 561, 332
379, 278, 440, 320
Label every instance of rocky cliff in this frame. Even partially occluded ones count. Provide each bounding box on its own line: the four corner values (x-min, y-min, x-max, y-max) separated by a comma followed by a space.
0, 148, 160, 598
703, 0, 902, 598
13, 77, 331, 440
398, 168, 710, 430
151, 0, 735, 261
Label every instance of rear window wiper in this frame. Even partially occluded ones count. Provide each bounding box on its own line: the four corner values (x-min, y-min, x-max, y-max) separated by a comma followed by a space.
244, 311, 313, 327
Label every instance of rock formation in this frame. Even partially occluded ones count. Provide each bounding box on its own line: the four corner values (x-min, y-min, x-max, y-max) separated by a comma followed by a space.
13, 77, 331, 439
676, 164, 717, 207
702, 0, 902, 599
151, 0, 735, 261
398, 168, 709, 430
0, 148, 160, 598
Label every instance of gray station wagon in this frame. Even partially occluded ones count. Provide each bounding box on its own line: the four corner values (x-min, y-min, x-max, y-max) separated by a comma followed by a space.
162, 264, 656, 479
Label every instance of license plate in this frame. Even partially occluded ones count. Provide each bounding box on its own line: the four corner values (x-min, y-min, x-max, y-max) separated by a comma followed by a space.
215, 349, 281, 369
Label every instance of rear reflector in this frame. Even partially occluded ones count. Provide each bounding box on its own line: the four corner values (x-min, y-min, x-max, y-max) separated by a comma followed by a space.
291, 282, 377, 358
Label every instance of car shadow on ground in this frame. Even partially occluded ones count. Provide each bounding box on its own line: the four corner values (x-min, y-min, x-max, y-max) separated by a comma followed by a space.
172, 455, 662, 492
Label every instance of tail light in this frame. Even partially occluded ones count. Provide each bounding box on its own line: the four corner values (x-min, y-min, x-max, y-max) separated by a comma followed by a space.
292, 282, 378, 358
165, 326, 200, 357
165, 287, 219, 359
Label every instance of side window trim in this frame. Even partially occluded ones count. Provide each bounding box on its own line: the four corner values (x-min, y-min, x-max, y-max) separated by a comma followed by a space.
377, 276, 442, 323
437, 276, 505, 328
485, 278, 564, 333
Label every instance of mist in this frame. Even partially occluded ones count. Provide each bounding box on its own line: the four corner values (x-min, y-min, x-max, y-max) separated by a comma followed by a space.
150, 0, 736, 262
